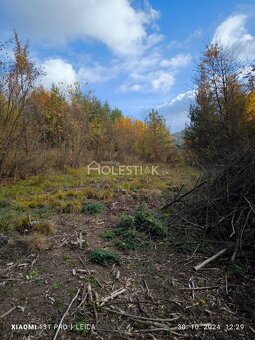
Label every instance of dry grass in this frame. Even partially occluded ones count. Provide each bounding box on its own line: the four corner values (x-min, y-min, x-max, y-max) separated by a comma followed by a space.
26, 232, 47, 250
32, 221, 54, 236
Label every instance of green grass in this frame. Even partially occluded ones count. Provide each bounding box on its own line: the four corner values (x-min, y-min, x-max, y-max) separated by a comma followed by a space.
73, 318, 90, 335
63, 254, 72, 263
88, 248, 121, 266
0, 164, 197, 235
81, 202, 103, 215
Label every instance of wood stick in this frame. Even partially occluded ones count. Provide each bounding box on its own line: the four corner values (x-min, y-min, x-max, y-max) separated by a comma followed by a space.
53, 288, 80, 340
99, 288, 126, 306
0, 306, 16, 319
103, 308, 179, 322
78, 257, 92, 275
194, 248, 227, 271
179, 285, 220, 291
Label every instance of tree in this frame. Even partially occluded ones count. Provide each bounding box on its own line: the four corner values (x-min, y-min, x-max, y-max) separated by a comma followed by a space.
145, 109, 174, 162
184, 43, 252, 164
0, 32, 41, 176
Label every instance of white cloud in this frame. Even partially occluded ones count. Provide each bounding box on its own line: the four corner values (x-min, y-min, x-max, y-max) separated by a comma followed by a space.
120, 83, 143, 92
118, 50, 192, 93
41, 59, 77, 88
129, 84, 143, 91
160, 54, 192, 68
119, 70, 176, 93
78, 64, 119, 84
5, 0, 160, 56
212, 14, 255, 58
157, 90, 195, 132
151, 72, 175, 91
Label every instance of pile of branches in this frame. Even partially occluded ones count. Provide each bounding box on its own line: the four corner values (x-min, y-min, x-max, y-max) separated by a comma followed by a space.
165, 147, 255, 264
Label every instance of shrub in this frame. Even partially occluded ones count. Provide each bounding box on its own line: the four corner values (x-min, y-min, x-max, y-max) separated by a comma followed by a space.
117, 214, 134, 229
101, 230, 117, 240
81, 202, 103, 215
114, 228, 146, 251
88, 248, 121, 266
134, 205, 167, 238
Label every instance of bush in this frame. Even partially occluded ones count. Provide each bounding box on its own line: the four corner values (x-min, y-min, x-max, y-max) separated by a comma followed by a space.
114, 228, 146, 251
117, 214, 134, 229
81, 202, 103, 215
134, 205, 167, 238
88, 248, 121, 266
101, 230, 117, 240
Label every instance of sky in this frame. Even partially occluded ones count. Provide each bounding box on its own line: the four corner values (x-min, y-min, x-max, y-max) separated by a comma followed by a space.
0, 0, 255, 132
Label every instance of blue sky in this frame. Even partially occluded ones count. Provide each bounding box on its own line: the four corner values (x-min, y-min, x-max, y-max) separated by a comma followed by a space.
0, 0, 255, 132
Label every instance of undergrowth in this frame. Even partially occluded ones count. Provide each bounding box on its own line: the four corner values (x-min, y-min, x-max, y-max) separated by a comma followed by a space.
88, 248, 121, 266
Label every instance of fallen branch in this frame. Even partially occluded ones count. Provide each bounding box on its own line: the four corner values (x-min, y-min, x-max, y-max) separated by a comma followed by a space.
53, 288, 80, 340
0, 306, 17, 319
179, 285, 220, 291
103, 307, 179, 323
99, 287, 126, 307
194, 248, 227, 271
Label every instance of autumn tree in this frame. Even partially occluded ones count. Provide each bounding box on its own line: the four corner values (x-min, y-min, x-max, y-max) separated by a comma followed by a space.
184, 43, 253, 164
0, 32, 41, 177
145, 109, 175, 162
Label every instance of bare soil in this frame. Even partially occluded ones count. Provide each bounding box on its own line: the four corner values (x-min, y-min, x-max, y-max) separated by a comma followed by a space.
0, 189, 254, 339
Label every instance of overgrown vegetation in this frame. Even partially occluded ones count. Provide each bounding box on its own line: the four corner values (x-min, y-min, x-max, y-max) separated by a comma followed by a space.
171, 43, 255, 266
165, 149, 255, 262
0, 33, 177, 180
184, 43, 255, 165
100, 205, 167, 252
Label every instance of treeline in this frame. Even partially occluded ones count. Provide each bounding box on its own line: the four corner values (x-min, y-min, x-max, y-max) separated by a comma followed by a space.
176, 43, 255, 265
184, 43, 255, 164
0, 33, 176, 178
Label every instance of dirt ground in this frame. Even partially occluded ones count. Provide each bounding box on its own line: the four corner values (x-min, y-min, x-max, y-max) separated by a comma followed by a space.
0, 189, 254, 340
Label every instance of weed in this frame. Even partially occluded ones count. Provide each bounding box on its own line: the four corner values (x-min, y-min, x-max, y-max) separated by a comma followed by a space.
74, 318, 90, 335
26, 232, 47, 250
114, 228, 146, 251
88, 248, 121, 266
15, 216, 32, 234
63, 254, 72, 263
62, 201, 82, 213
32, 221, 54, 235
117, 214, 134, 229
55, 298, 65, 309
86, 275, 101, 287
52, 282, 63, 290
101, 230, 116, 241
29, 271, 40, 278
155, 308, 166, 318
81, 202, 103, 215
134, 204, 167, 238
